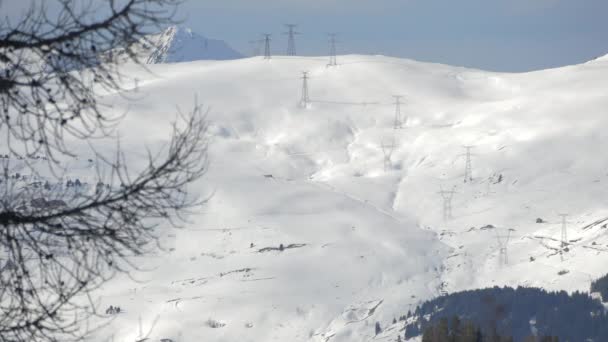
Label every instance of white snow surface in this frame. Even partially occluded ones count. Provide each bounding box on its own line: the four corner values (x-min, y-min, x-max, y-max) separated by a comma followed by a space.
12, 53, 608, 341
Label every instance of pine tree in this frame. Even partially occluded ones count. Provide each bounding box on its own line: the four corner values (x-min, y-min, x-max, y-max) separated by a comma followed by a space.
436, 318, 449, 341
540, 337, 559, 342
422, 326, 434, 342
450, 316, 462, 342
461, 321, 477, 342
475, 328, 483, 342
375, 321, 382, 336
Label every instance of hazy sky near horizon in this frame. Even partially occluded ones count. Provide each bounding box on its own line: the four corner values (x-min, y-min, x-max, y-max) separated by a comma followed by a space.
3, 0, 608, 72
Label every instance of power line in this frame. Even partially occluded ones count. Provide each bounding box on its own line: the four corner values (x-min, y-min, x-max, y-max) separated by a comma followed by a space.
328, 33, 338, 67
283, 24, 300, 56
300, 71, 310, 108
392, 95, 405, 129
437, 185, 457, 221
263, 34, 272, 60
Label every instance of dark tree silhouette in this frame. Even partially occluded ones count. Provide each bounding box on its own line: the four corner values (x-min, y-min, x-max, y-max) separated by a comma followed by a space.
375, 321, 382, 336
590, 272, 608, 302
406, 287, 599, 341
0, 1, 210, 341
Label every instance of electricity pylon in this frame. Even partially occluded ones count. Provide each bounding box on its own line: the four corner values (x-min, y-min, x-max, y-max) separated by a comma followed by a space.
284, 24, 300, 56
485, 175, 497, 196
392, 95, 405, 129
496, 229, 514, 266
263, 34, 272, 60
437, 185, 457, 221
300, 71, 310, 108
380, 138, 395, 172
328, 33, 338, 67
462, 146, 475, 183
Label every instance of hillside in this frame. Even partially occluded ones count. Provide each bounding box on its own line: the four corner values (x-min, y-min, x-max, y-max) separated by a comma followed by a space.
16, 53, 608, 341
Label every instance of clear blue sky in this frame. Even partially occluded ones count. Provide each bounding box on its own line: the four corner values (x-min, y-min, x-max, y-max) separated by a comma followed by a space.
3, 0, 608, 72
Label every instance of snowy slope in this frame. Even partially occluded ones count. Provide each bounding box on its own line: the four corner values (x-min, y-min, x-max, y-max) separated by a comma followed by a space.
9, 53, 608, 341
138, 26, 243, 63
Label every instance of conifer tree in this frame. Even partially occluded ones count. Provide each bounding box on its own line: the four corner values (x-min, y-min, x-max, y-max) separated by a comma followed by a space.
450, 316, 462, 342
375, 321, 382, 336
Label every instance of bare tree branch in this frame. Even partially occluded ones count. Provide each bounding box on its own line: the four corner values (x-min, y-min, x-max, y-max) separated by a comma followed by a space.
0, 1, 210, 341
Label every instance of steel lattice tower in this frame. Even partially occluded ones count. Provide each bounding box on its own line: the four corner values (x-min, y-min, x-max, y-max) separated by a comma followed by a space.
300, 71, 310, 108
438, 186, 457, 221
284, 24, 299, 56
328, 33, 338, 67
496, 229, 513, 266
463, 146, 475, 183
392, 95, 404, 129
381, 138, 396, 172
263, 34, 272, 60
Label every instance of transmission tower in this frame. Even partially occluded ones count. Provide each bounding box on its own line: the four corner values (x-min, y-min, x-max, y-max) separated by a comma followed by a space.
263, 34, 272, 60
462, 146, 475, 183
284, 24, 300, 56
485, 175, 498, 196
380, 138, 396, 172
437, 185, 457, 221
300, 71, 310, 108
495, 229, 513, 266
392, 95, 405, 129
328, 33, 338, 67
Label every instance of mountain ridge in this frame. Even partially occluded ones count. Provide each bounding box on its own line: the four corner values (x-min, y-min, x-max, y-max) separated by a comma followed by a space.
108, 25, 244, 64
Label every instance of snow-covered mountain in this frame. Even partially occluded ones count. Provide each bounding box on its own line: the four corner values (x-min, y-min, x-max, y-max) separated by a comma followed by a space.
16, 54, 608, 341
128, 26, 243, 63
